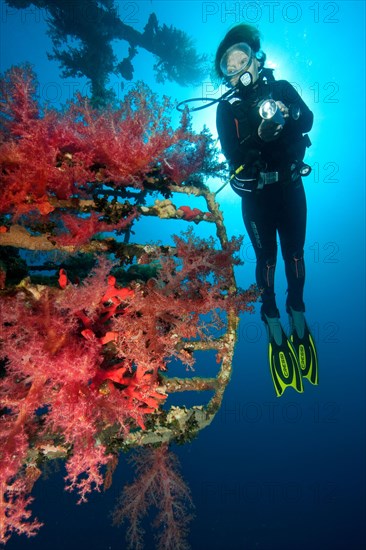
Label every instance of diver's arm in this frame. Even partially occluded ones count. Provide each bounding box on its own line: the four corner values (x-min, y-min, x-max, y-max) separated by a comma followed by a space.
279, 80, 314, 133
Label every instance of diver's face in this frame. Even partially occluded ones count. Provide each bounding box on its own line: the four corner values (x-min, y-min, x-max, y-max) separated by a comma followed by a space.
226, 51, 259, 87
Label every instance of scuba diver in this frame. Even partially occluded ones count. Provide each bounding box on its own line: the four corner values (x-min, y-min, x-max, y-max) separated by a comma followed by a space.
214, 24, 318, 396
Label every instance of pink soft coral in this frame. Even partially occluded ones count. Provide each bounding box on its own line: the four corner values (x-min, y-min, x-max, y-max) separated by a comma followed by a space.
0, 263, 166, 542
0, 66, 258, 547
113, 444, 193, 550
0, 66, 210, 227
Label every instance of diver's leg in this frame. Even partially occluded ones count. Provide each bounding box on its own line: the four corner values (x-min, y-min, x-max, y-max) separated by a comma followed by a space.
278, 179, 318, 385
277, 179, 307, 312
241, 189, 278, 317
242, 188, 303, 396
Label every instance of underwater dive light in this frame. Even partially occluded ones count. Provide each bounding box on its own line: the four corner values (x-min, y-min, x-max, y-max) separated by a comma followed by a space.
298, 163, 312, 177
258, 99, 285, 126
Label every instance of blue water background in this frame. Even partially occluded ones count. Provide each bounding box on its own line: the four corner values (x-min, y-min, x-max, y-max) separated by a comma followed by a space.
1, 1, 365, 549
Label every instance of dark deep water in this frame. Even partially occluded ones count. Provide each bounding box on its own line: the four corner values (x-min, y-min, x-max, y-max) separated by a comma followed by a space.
1, 1, 365, 549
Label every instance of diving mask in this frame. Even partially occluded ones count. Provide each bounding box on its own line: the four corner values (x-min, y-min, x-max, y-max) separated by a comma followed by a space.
220, 42, 253, 79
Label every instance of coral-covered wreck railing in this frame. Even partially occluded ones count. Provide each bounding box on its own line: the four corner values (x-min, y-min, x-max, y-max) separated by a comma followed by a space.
112, 183, 242, 448
0, 183, 242, 449
0, 66, 257, 544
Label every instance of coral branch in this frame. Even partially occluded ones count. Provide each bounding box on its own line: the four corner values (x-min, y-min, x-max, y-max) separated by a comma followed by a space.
113, 444, 193, 550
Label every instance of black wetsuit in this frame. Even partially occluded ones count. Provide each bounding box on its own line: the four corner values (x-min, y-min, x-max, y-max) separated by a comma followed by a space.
216, 76, 314, 317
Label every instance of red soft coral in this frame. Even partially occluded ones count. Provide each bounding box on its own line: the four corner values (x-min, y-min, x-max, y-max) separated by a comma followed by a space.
1, 67, 209, 229
0, 66, 258, 547
113, 444, 194, 550
0, 265, 165, 541
53, 210, 138, 246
